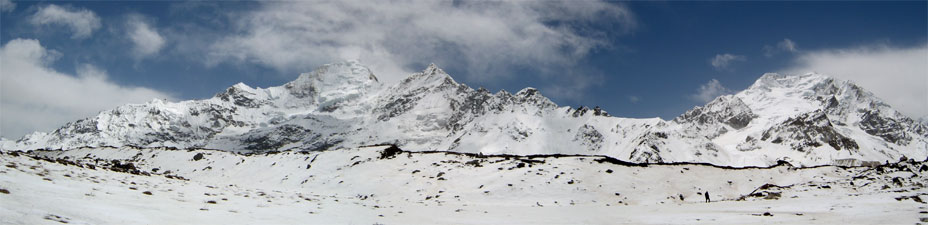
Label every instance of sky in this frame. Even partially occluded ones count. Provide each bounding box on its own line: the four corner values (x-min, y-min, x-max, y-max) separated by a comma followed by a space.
0, 1, 926, 138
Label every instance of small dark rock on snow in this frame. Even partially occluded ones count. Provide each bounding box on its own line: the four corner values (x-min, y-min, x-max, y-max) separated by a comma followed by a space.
379, 145, 403, 159
193, 153, 204, 161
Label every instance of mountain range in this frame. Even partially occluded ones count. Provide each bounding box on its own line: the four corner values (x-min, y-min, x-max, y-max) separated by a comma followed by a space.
3, 60, 926, 167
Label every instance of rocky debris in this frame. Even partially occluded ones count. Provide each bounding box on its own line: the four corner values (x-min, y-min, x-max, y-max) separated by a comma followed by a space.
574, 125, 604, 151
567, 106, 611, 118
379, 145, 403, 159
109, 160, 139, 174
43, 214, 70, 224
628, 132, 669, 163
894, 195, 925, 203
239, 124, 319, 152
739, 183, 790, 201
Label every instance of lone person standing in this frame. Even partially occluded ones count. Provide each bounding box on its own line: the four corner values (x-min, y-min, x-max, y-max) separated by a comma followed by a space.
704, 191, 710, 203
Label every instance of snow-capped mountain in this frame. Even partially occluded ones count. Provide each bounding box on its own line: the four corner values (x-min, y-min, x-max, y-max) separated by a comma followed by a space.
3, 60, 926, 166
661, 73, 928, 166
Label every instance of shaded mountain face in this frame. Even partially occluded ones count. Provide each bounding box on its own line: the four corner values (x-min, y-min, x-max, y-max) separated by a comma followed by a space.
3, 61, 926, 167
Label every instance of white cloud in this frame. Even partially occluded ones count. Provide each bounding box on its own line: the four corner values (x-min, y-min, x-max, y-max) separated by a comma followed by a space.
0, 0, 15, 12
127, 15, 166, 58
710, 53, 746, 70
778, 39, 798, 52
0, 39, 170, 138
690, 79, 731, 103
206, 0, 634, 86
764, 38, 799, 57
782, 43, 928, 119
628, 96, 641, 103
28, 4, 101, 39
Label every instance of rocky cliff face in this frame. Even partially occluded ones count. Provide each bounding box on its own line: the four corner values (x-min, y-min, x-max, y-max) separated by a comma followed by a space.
3, 61, 926, 167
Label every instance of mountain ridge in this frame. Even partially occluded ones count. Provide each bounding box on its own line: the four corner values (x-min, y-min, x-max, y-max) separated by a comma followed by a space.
3, 60, 926, 167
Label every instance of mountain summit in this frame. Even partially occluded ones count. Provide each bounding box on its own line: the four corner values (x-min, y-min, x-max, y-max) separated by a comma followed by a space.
3, 61, 926, 167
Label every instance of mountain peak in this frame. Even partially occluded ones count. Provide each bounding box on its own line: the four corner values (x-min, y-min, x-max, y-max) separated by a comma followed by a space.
396, 63, 458, 89
284, 60, 381, 100
290, 60, 379, 84
215, 82, 267, 108
424, 63, 444, 75
749, 72, 833, 91
516, 87, 539, 96
741, 72, 889, 115
421, 63, 452, 80
231, 82, 252, 90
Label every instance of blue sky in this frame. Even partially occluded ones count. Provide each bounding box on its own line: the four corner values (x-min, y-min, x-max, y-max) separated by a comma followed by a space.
1, 1, 926, 138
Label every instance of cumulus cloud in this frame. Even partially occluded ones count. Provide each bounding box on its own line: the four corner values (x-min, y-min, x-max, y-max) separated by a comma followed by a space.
127, 14, 166, 58
28, 4, 101, 39
710, 53, 746, 70
206, 0, 634, 87
690, 79, 731, 103
0, 0, 15, 12
782, 43, 928, 119
764, 38, 799, 57
0, 39, 170, 138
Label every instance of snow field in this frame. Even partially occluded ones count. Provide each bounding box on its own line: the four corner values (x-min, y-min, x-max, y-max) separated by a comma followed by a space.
3, 146, 925, 224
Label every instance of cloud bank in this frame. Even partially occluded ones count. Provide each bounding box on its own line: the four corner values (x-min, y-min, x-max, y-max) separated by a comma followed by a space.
28, 4, 101, 39
0, 39, 170, 138
206, 0, 634, 90
782, 43, 928, 119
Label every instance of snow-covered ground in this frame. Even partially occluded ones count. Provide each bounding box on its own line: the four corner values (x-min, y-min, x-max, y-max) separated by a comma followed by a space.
2, 146, 926, 224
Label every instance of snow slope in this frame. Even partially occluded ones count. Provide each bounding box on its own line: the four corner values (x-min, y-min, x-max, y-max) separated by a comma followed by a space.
2, 146, 927, 224
2, 61, 926, 167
